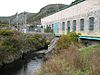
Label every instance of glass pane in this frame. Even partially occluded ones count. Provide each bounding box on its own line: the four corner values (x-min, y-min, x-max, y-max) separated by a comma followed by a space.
80, 19, 84, 31
89, 17, 94, 31
73, 20, 76, 31
62, 22, 65, 31
67, 21, 70, 32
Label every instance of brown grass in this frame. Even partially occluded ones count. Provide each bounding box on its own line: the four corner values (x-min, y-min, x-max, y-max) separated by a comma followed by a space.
37, 57, 67, 75
64, 44, 82, 69
90, 46, 100, 75
36, 44, 83, 75
36, 43, 100, 75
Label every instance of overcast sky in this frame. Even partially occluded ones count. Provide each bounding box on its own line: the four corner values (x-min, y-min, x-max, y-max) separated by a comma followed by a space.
0, 0, 75, 16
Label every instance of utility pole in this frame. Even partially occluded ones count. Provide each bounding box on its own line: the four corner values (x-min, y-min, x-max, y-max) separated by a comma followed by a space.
25, 12, 27, 25
23, 11, 27, 33
46, 6, 48, 17
16, 12, 19, 31
9, 19, 11, 29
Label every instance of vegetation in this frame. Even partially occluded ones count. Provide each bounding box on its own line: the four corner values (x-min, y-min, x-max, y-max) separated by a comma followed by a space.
44, 26, 52, 33
36, 32, 100, 75
56, 32, 80, 50
0, 30, 48, 66
70, 0, 85, 6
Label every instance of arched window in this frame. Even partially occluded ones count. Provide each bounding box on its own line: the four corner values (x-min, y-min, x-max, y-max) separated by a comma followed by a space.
89, 17, 95, 31
67, 21, 70, 32
73, 20, 76, 31
80, 19, 84, 31
62, 22, 65, 31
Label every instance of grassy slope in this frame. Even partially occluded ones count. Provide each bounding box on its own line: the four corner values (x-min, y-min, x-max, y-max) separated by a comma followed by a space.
36, 33, 100, 75
37, 45, 100, 75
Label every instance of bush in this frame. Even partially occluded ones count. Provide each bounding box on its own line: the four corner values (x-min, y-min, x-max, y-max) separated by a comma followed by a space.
0, 30, 15, 36
0, 30, 48, 66
68, 32, 80, 43
27, 34, 47, 50
56, 35, 71, 49
56, 32, 80, 49
44, 26, 51, 33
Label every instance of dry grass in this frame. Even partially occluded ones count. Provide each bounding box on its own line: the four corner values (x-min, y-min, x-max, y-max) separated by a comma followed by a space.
36, 53, 68, 75
64, 45, 82, 70
36, 32, 100, 75
36, 44, 83, 75
90, 46, 100, 75
36, 45, 100, 75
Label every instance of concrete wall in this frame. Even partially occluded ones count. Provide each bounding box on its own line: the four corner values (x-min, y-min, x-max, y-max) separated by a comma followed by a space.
41, 0, 100, 36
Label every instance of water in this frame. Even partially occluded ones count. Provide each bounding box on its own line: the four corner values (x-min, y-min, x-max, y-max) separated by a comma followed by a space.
0, 57, 43, 75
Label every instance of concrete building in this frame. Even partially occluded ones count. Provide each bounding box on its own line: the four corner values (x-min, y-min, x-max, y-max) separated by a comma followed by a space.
41, 0, 100, 37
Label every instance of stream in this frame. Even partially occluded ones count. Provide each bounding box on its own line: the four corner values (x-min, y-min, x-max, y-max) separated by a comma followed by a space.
0, 56, 43, 75
0, 37, 58, 75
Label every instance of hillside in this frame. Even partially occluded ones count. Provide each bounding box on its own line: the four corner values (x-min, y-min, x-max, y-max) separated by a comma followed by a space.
28, 0, 85, 25
27, 4, 67, 24
0, 0, 85, 25
0, 4, 67, 25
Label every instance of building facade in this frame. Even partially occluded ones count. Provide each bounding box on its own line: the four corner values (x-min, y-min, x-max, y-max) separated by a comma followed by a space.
41, 0, 100, 37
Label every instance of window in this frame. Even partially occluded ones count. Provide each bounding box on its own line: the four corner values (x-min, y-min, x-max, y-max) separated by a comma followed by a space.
89, 17, 94, 31
52, 24, 53, 29
67, 21, 70, 32
73, 20, 76, 31
80, 19, 84, 31
51, 24, 54, 32
62, 22, 65, 31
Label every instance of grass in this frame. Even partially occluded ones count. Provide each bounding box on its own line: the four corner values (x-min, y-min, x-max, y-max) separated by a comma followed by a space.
80, 46, 97, 54
36, 33, 100, 75
80, 46, 97, 58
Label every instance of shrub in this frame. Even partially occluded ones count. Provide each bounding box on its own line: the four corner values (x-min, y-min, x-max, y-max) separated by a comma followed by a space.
44, 26, 51, 33
56, 35, 71, 49
0, 30, 48, 66
56, 32, 80, 50
27, 34, 47, 50
68, 32, 80, 43
0, 30, 15, 36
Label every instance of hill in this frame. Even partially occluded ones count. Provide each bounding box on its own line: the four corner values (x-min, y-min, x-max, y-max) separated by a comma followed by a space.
27, 4, 67, 25
0, 0, 85, 25
0, 4, 67, 25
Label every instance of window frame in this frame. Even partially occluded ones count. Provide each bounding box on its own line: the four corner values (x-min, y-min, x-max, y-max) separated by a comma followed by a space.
73, 20, 77, 32
67, 21, 70, 33
62, 22, 65, 31
80, 19, 84, 31
89, 17, 95, 31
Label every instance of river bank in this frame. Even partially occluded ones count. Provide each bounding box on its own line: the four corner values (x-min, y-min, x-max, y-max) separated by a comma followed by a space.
0, 50, 45, 75
36, 32, 100, 75
0, 30, 54, 68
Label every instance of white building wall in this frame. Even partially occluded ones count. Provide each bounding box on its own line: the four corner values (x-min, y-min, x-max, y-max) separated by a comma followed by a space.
41, 0, 100, 36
